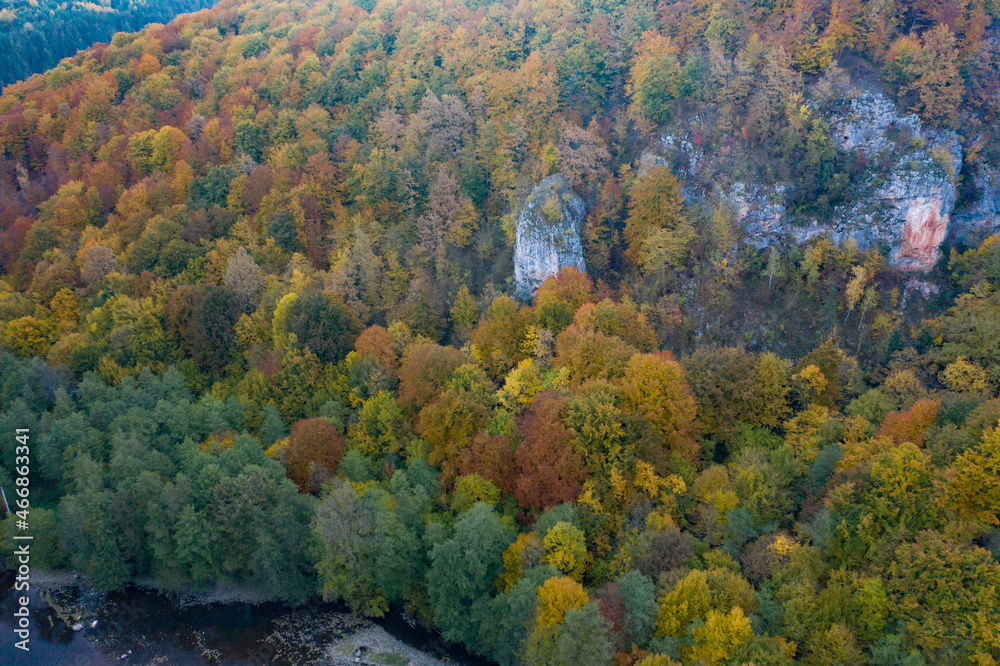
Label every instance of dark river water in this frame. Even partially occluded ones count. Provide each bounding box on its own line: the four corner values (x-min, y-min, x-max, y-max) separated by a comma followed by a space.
0, 572, 486, 665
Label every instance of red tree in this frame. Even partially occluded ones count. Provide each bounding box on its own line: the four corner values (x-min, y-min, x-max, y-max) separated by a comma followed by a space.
459, 433, 517, 495
285, 417, 346, 493
397, 342, 465, 416
514, 392, 587, 510
878, 398, 940, 446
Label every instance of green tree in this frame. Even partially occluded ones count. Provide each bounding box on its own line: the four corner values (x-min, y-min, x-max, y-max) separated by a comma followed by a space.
283, 292, 362, 364
349, 391, 412, 462
428, 503, 515, 645
628, 33, 682, 125
887, 531, 1000, 664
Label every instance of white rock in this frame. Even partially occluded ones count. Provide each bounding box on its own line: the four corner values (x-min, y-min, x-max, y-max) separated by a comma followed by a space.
513, 174, 587, 298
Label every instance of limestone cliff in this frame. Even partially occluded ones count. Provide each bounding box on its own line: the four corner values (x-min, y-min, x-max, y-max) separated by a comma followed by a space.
951, 163, 1000, 244
513, 175, 587, 298
646, 92, 970, 272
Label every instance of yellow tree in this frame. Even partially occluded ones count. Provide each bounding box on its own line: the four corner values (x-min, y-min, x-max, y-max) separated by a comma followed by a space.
906, 25, 964, 128
949, 426, 1000, 526
543, 521, 589, 581
499, 532, 544, 592
536, 576, 589, 629
619, 351, 701, 463
624, 166, 688, 267
684, 607, 753, 665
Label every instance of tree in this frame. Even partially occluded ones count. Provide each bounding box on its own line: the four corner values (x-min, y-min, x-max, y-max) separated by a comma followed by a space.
4, 316, 51, 357
624, 166, 692, 270
655, 568, 712, 638
428, 503, 515, 645
542, 521, 589, 581
534, 268, 595, 335
860, 443, 939, 547
765, 246, 785, 290
174, 505, 215, 584
497, 360, 545, 412
887, 531, 1000, 664
397, 343, 466, 416
535, 576, 590, 629
928, 287, 1000, 372
845, 265, 868, 322
460, 433, 517, 495
417, 165, 474, 269
619, 352, 701, 463
499, 532, 545, 593
418, 365, 495, 475
514, 394, 587, 511
637, 528, 695, 577
613, 570, 658, 649
554, 324, 639, 385
573, 299, 657, 351
224, 247, 265, 314
906, 25, 964, 127
948, 426, 1000, 526
685, 607, 754, 665
527, 602, 613, 666
166, 284, 241, 375
473, 562, 555, 664
472, 296, 534, 382
349, 391, 411, 462
451, 285, 480, 341
683, 347, 785, 442
628, 33, 682, 125
939, 357, 989, 393
79, 245, 120, 289
656, 567, 757, 639
557, 121, 610, 193
452, 474, 501, 513
283, 292, 361, 364
285, 417, 346, 493
313, 481, 387, 616
877, 399, 940, 446
355, 325, 399, 371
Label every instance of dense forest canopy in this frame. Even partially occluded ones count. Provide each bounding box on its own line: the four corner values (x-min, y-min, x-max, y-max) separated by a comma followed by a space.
1, 0, 1000, 664
0, 0, 220, 87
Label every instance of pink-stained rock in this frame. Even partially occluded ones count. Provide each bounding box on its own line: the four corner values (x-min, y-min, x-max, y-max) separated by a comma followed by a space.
894, 198, 950, 271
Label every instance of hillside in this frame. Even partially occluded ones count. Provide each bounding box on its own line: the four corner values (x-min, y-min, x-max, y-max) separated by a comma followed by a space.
1, 0, 1000, 664
0, 0, 220, 87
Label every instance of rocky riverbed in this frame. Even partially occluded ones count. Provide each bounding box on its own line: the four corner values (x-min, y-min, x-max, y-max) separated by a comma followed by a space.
1, 572, 475, 665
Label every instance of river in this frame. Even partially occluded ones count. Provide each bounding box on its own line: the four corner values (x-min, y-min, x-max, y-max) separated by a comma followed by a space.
0, 572, 488, 665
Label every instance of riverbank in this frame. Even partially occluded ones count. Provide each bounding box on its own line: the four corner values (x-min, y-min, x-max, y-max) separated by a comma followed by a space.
1, 571, 479, 665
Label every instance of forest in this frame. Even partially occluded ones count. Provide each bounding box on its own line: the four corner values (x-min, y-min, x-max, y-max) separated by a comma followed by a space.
0, 0, 219, 87
1, 0, 1000, 663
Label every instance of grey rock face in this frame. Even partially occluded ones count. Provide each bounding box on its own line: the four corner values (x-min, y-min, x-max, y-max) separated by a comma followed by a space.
951, 164, 1000, 243
649, 92, 964, 272
513, 174, 587, 298
801, 94, 960, 271
832, 93, 921, 155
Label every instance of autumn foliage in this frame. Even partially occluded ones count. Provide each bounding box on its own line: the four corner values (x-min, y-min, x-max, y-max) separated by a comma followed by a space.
877, 398, 940, 446
285, 417, 346, 494
514, 393, 587, 511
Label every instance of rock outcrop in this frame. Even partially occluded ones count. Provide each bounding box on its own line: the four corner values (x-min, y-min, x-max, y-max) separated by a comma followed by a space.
513, 174, 586, 298
951, 163, 1000, 244
647, 92, 970, 272
880, 160, 957, 270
